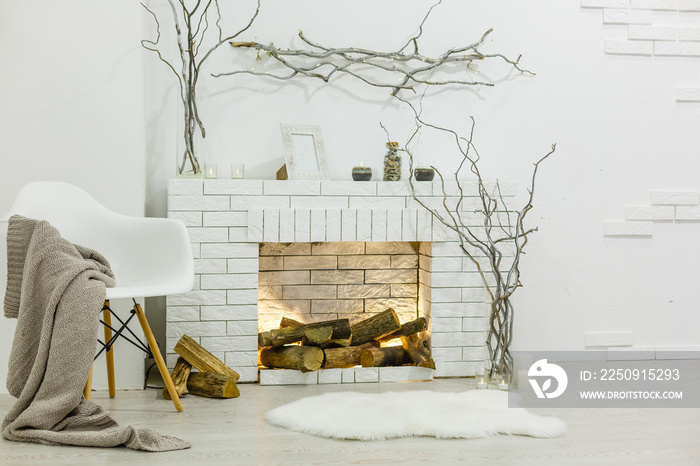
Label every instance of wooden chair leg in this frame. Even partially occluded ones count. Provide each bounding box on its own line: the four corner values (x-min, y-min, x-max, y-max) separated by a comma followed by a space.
133, 302, 183, 412
84, 365, 93, 400
102, 301, 116, 398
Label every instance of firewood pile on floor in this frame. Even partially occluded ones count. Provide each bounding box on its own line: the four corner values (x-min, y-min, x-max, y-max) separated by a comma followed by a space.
166, 335, 241, 399
258, 309, 435, 372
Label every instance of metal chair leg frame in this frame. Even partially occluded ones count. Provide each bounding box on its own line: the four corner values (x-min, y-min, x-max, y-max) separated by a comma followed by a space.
84, 300, 183, 412
95, 304, 150, 358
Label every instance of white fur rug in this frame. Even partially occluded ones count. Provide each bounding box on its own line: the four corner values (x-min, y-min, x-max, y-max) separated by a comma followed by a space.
266, 389, 566, 441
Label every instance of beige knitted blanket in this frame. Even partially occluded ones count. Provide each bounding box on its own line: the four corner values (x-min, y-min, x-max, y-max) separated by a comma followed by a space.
2, 215, 190, 452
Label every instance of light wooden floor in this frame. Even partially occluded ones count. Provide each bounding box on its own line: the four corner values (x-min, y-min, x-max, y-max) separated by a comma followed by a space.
1, 378, 699, 466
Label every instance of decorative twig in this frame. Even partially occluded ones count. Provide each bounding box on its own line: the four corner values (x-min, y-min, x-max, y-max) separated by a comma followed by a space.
142, 0, 261, 175
144, 0, 533, 175
387, 98, 556, 383
218, 2, 533, 97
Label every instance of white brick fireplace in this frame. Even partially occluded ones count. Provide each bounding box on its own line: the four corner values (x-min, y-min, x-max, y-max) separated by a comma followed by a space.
166, 179, 514, 383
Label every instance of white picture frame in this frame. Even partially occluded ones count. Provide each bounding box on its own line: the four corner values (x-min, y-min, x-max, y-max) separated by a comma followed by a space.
280, 124, 329, 180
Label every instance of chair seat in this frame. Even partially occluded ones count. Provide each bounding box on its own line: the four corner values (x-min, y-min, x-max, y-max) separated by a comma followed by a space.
3, 182, 194, 299
105, 282, 191, 300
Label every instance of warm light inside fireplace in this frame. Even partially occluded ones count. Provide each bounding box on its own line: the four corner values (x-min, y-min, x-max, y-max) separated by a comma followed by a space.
257, 241, 433, 373
380, 339, 404, 348
257, 241, 432, 331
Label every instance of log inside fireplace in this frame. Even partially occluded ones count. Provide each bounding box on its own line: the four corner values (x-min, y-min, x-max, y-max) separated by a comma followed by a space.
258, 309, 434, 372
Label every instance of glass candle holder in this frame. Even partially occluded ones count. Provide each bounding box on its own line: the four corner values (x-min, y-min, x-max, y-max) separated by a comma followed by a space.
476, 370, 487, 389
231, 163, 245, 179
204, 163, 218, 179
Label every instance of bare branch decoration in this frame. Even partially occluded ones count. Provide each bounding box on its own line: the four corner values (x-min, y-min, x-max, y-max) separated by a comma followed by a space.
142, 0, 261, 175
217, 0, 533, 96
144, 0, 533, 176
386, 99, 556, 383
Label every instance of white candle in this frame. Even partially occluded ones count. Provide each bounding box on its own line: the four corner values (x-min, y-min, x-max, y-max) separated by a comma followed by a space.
231, 163, 245, 179
476, 370, 486, 389
204, 163, 218, 179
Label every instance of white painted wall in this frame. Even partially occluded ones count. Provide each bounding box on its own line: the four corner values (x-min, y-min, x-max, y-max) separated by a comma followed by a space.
0, 1, 147, 394
145, 0, 700, 354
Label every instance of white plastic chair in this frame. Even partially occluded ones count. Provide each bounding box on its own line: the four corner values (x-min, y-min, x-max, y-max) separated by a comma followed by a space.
3, 181, 194, 411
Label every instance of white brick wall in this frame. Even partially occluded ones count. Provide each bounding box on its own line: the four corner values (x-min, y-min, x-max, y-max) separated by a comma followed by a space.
605, 40, 654, 55
205, 180, 263, 195
655, 41, 700, 56
581, 0, 630, 8
194, 259, 227, 274
631, 0, 679, 9
170, 211, 202, 226
678, 27, 700, 41
676, 87, 700, 102
624, 206, 674, 221
263, 210, 279, 243
167, 180, 517, 383
680, 0, 700, 10
263, 180, 320, 196
603, 8, 653, 24
627, 25, 677, 41
258, 366, 434, 385
651, 190, 699, 205
605, 189, 700, 237
603, 221, 654, 236
676, 206, 700, 221
581, 1, 700, 102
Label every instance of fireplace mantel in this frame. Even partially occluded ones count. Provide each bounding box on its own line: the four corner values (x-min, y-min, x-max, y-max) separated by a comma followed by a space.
166, 179, 515, 384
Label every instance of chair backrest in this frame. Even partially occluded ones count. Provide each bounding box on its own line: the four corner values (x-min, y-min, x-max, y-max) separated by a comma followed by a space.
3, 182, 194, 299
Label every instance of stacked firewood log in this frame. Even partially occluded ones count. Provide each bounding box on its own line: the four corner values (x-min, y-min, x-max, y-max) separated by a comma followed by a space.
258, 309, 435, 372
164, 334, 241, 399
